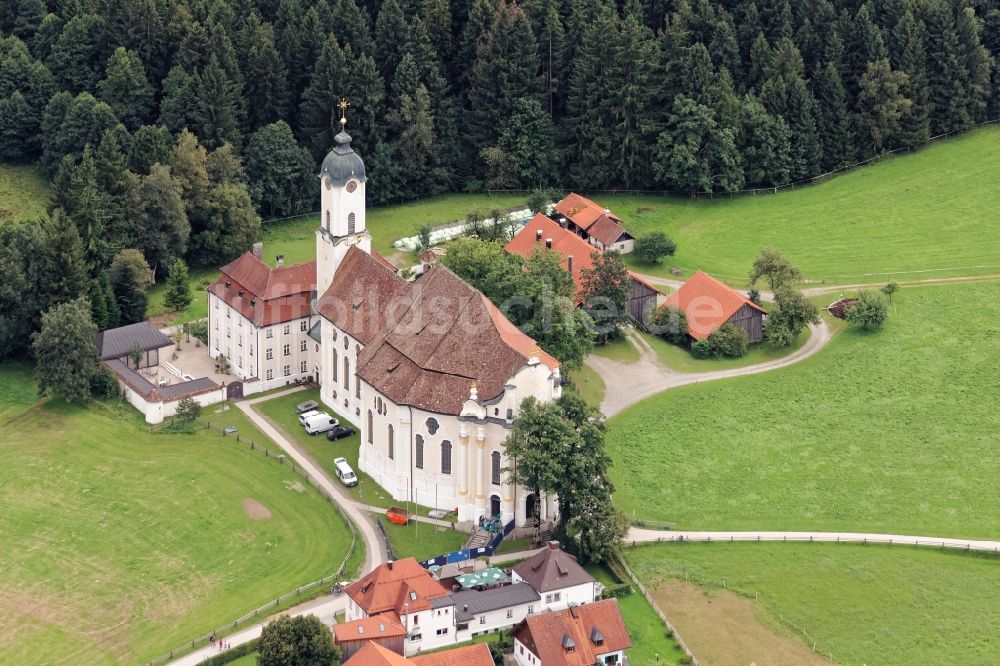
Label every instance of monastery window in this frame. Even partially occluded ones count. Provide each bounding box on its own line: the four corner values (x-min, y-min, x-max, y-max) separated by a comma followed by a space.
266, 329, 273, 339
479, 616, 485, 625
249, 344, 253, 356
226, 310, 230, 318
300, 360, 307, 373
300, 320, 308, 331
415, 435, 424, 469
283, 365, 291, 377
507, 609, 513, 619
343, 358, 349, 389
266, 348, 273, 360
441, 440, 452, 475
300, 340, 307, 352
266, 369, 273, 380
226, 327, 230, 338
214, 300, 218, 309
491, 451, 501, 485
388, 425, 394, 460
283, 344, 290, 356
283, 324, 290, 335
237, 338, 242, 347
214, 319, 218, 329
348, 212, 356, 235
367, 411, 373, 443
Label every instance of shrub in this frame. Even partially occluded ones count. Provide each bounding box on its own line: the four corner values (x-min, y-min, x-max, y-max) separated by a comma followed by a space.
258, 615, 338, 666
847, 289, 889, 331
707, 323, 748, 358
189, 319, 208, 344
416, 224, 432, 251
633, 231, 677, 264
200, 638, 259, 666
691, 339, 714, 359
527, 189, 548, 213
90, 366, 120, 400
650, 305, 689, 345
175, 396, 202, 422
601, 582, 634, 599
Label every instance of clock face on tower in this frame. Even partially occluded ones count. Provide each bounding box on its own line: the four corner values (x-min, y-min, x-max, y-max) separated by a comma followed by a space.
346, 180, 358, 193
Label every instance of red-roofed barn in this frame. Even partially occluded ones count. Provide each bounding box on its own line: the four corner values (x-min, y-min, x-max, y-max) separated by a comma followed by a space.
663, 271, 767, 343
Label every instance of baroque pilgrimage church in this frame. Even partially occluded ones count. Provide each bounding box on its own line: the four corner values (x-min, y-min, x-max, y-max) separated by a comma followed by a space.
208, 115, 562, 528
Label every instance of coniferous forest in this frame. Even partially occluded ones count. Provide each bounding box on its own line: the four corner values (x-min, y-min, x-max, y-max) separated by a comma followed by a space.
0, 0, 997, 357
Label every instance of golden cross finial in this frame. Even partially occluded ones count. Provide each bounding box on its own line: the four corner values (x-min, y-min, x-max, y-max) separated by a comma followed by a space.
338, 98, 350, 126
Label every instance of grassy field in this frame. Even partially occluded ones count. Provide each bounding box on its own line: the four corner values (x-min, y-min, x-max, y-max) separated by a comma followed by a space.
0, 365, 355, 664
0, 163, 50, 223
592, 336, 641, 363
262, 192, 527, 262
597, 125, 1000, 283
377, 515, 467, 562
626, 542, 1000, 665
639, 327, 810, 373
608, 281, 1000, 538
146, 267, 215, 324
586, 564, 687, 665
567, 365, 605, 408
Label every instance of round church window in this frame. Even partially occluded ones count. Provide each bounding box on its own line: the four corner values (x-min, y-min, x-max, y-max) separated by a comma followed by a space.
346, 180, 358, 193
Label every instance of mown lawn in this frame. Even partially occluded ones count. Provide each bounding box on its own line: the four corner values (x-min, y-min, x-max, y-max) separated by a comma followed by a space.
626, 542, 1000, 665
593, 125, 1000, 283
608, 281, 1000, 538
567, 365, 605, 409
585, 564, 687, 665
0, 365, 355, 664
262, 192, 527, 262
376, 515, 467, 562
146, 267, 216, 324
0, 163, 50, 223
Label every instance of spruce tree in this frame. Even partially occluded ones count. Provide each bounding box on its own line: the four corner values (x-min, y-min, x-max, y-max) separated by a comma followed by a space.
193, 56, 243, 149
374, 0, 407, 83
298, 36, 350, 160
41, 210, 91, 312
111, 258, 149, 325
164, 259, 192, 312
158, 66, 196, 134
97, 47, 153, 130
812, 61, 854, 170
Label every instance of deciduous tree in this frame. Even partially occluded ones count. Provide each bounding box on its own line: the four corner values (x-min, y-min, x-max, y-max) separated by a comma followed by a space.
257, 614, 340, 666
32, 297, 99, 404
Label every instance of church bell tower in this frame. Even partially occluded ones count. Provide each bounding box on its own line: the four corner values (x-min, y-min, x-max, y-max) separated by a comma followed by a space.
316, 99, 371, 295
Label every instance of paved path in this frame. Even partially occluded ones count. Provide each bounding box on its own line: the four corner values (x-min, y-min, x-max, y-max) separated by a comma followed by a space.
164, 391, 391, 666
168, 595, 348, 666
590, 320, 832, 417
627, 528, 1000, 553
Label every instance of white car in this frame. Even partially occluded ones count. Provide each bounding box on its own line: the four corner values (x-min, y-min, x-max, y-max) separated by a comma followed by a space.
298, 410, 321, 426
333, 457, 358, 487
302, 412, 339, 435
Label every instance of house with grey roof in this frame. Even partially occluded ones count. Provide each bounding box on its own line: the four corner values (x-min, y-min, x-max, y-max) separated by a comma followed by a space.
432, 582, 540, 643
511, 541, 599, 612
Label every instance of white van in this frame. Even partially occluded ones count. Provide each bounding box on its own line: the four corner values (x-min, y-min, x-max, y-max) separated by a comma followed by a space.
333, 457, 358, 487
302, 412, 339, 435
298, 409, 320, 426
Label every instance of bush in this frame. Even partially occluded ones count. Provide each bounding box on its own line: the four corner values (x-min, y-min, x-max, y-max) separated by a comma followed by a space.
258, 615, 338, 666
846, 289, 889, 331
601, 582, 634, 599
175, 396, 202, 422
691, 339, 714, 359
707, 323, 748, 358
527, 189, 548, 213
90, 366, 120, 400
633, 231, 677, 264
189, 319, 208, 344
416, 224, 432, 251
650, 305, 689, 346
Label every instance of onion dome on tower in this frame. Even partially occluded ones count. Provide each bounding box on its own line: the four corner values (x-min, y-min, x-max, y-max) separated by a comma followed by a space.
319, 100, 366, 186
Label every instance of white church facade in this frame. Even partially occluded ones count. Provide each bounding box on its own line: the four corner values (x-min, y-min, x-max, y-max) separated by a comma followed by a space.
208, 117, 562, 528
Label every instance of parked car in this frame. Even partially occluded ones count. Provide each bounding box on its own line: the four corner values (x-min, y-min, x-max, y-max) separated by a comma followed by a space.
326, 425, 355, 441
298, 409, 321, 426
333, 457, 358, 487
303, 412, 339, 435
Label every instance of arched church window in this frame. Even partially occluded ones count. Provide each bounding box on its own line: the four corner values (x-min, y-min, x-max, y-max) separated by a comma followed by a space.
415, 435, 424, 469
367, 411, 373, 443
332, 349, 338, 382
491, 451, 501, 486
348, 212, 356, 235
441, 440, 452, 475
388, 424, 394, 460
325, 211, 331, 230
343, 357, 349, 390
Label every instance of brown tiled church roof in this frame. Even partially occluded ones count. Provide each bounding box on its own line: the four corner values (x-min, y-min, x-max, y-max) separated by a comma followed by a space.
318, 247, 557, 416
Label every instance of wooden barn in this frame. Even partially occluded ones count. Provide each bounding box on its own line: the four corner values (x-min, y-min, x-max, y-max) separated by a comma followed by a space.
505, 214, 659, 325
664, 271, 766, 343
334, 614, 407, 661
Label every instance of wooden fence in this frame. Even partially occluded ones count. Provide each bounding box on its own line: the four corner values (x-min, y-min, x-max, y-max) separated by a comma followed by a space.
144, 420, 359, 666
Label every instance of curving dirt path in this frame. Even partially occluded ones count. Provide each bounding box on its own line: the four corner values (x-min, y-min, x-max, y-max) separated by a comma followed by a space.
591, 320, 832, 418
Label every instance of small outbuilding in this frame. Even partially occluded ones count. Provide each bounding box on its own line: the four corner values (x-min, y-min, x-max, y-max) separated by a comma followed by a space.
95, 321, 174, 369
664, 271, 767, 343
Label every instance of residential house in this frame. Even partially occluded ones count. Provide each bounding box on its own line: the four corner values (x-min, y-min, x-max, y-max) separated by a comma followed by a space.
663, 270, 767, 343
334, 614, 407, 661
512, 599, 632, 666
343, 641, 494, 666
437, 582, 540, 643
511, 541, 599, 612
505, 214, 660, 324
553, 193, 635, 253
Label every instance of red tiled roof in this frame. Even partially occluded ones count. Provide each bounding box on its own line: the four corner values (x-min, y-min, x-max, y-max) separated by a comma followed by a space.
322, 248, 557, 416
586, 214, 631, 247
345, 558, 450, 616
333, 613, 406, 644
344, 642, 494, 666
210, 253, 316, 327
662, 271, 767, 340
512, 599, 631, 666
505, 215, 656, 306
371, 250, 399, 273
481, 294, 560, 370
343, 642, 411, 666
554, 193, 621, 231
411, 643, 493, 666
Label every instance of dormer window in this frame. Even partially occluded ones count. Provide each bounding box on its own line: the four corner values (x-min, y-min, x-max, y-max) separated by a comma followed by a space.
561, 634, 575, 653
590, 627, 605, 646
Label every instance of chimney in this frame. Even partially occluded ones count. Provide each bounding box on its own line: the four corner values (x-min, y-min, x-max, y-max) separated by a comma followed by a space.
567, 256, 574, 275
252, 242, 263, 259
387, 560, 394, 571
276, 255, 284, 267
536, 229, 543, 242
545, 238, 553, 249
548, 540, 560, 550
